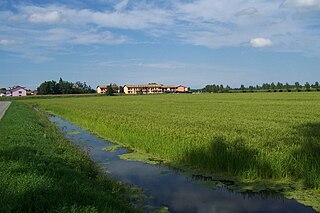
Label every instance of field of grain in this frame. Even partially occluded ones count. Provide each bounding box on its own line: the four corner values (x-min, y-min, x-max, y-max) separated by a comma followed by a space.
0, 102, 138, 212
25, 93, 320, 190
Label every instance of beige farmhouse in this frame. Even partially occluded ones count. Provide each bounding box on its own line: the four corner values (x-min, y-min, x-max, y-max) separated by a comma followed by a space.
96, 85, 108, 94
177, 85, 189, 93
97, 85, 120, 94
123, 84, 188, 94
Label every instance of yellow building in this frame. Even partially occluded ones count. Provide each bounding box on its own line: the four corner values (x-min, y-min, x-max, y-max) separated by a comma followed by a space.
123, 84, 188, 94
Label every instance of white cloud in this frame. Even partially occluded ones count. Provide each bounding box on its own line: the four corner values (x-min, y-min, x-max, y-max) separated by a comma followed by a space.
137, 62, 186, 69
28, 11, 62, 23
43, 28, 127, 45
0, 0, 320, 59
21, 5, 172, 30
98, 59, 186, 69
115, 0, 129, 11
0, 39, 16, 45
74, 31, 127, 45
235, 7, 258, 16
250, 38, 272, 48
283, 0, 320, 8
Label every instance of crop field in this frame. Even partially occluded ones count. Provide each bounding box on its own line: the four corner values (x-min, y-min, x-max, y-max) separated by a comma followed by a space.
24, 93, 320, 208
0, 102, 138, 212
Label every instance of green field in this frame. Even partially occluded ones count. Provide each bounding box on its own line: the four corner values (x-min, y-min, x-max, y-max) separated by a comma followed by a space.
0, 102, 139, 213
24, 93, 320, 210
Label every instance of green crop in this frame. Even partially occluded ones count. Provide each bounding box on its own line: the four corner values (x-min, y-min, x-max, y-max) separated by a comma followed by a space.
24, 92, 320, 210
0, 102, 139, 213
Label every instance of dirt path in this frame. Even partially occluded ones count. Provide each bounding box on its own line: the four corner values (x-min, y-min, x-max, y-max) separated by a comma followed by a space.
0, 101, 11, 121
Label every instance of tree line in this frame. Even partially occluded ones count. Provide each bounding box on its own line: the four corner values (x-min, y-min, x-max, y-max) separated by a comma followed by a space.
202, 84, 232, 93
201, 81, 320, 93
37, 78, 95, 95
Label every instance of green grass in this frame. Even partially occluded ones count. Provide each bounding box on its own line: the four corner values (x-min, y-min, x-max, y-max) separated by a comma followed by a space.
0, 93, 102, 101
23, 93, 320, 210
0, 102, 139, 213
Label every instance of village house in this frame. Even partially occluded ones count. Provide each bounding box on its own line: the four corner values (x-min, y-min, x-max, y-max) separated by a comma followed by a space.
26, 90, 37, 96
176, 85, 189, 93
96, 84, 120, 94
0, 88, 6, 97
6, 86, 27, 97
123, 83, 188, 94
96, 85, 108, 94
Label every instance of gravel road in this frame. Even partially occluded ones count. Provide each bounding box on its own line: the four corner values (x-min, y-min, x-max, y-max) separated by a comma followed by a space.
0, 101, 11, 121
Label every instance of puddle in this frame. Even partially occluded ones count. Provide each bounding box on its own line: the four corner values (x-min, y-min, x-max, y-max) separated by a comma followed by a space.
50, 116, 316, 213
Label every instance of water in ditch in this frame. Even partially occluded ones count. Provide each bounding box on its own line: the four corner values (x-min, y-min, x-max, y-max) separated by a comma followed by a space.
50, 116, 316, 213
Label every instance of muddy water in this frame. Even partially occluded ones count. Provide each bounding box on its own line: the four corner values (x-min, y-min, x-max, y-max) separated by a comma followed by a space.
50, 116, 316, 213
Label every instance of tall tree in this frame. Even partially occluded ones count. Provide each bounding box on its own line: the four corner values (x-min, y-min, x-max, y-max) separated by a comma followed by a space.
37, 78, 95, 95
285, 83, 291, 91
276, 82, 284, 89
106, 84, 114, 96
305, 82, 311, 91
270, 82, 276, 90
314, 81, 319, 91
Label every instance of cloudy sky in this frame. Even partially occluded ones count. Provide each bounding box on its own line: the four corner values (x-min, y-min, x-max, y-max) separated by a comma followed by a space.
1, 0, 320, 89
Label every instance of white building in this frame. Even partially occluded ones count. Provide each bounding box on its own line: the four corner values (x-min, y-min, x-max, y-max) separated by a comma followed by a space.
6, 86, 27, 97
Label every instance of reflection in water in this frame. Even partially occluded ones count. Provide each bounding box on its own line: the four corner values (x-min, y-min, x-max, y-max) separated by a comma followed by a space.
50, 116, 315, 213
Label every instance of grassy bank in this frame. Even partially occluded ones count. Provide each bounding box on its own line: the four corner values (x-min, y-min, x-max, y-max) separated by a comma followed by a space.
23, 93, 320, 210
0, 102, 139, 213
0, 93, 102, 101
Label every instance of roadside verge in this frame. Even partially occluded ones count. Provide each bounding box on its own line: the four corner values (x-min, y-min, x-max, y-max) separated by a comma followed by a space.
0, 101, 11, 120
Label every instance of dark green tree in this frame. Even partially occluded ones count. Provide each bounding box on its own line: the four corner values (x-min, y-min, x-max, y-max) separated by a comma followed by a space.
314, 81, 319, 91
119, 86, 124, 93
106, 84, 114, 96
262, 83, 270, 90
285, 83, 291, 91
220, 84, 224, 92
276, 82, 284, 89
37, 80, 58, 95
37, 78, 95, 95
305, 82, 311, 91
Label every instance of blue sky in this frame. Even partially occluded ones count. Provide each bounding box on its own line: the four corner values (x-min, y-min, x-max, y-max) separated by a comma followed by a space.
1, 0, 320, 89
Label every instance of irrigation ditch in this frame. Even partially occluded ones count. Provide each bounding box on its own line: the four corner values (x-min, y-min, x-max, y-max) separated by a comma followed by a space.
50, 115, 317, 213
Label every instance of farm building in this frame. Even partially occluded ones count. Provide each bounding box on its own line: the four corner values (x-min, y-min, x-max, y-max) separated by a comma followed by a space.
96, 85, 108, 94
6, 86, 27, 97
177, 85, 189, 93
26, 90, 37, 96
0, 89, 6, 97
96, 84, 120, 94
123, 83, 188, 94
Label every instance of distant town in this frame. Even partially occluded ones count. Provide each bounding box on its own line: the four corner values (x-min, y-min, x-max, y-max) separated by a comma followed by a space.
1, 79, 319, 97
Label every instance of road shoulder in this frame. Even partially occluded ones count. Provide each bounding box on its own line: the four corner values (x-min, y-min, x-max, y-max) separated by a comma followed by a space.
0, 101, 11, 121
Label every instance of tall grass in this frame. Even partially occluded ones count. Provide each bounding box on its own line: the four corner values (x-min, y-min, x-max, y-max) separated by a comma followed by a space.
0, 102, 139, 213
24, 93, 320, 189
